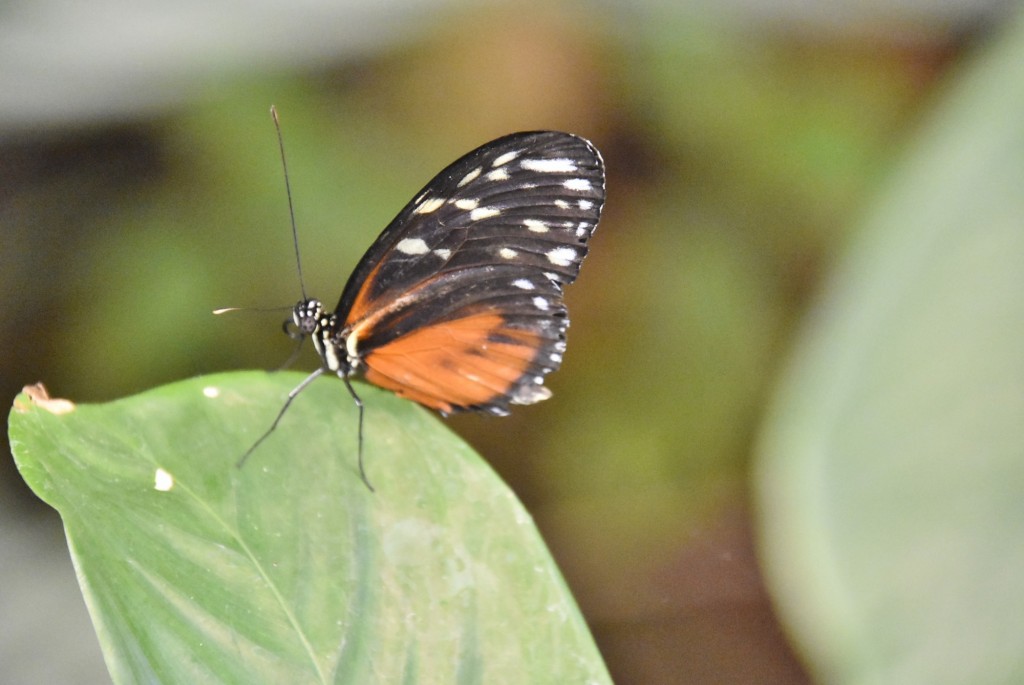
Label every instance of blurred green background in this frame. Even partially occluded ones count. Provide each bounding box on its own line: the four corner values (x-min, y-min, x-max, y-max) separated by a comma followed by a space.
3, 2, 1020, 683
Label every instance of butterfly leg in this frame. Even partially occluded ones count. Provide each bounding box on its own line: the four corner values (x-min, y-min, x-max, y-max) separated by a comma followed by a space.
237, 368, 325, 468
341, 375, 373, 492
275, 334, 306, 371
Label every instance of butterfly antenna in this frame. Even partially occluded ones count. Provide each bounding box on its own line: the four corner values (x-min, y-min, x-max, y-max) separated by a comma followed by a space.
271, 105, 307, 301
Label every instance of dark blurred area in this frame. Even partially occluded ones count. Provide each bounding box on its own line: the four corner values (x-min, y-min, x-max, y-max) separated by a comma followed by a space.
1, 2, 1007, 682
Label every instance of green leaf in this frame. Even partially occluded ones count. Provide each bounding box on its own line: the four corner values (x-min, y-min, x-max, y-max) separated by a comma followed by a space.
9, 372, 609, 684
755, 14, 1024, 685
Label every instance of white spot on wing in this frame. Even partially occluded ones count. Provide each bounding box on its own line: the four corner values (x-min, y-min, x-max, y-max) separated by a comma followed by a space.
512, 279, 535, 290
578, 199, 594, 210
458, 167, 481, 187
521, 158, 577, 173
202, 386, 220, 398
433, 248, 451, 259
487, 168, 510, 182
554, 199, 570, 209
546, 246, 576, 266
397, 238, 430, 255
532, 296, 550, 311
470, 207, 501, 221
453, 198, 479, 210
414, 196, 445, 214
154, 468, 174, 492
563, 178, 592, 191
492, 150, 520, 166
523, 219, 549, 233
499, 248, 519, 260
511, 383, 552, 405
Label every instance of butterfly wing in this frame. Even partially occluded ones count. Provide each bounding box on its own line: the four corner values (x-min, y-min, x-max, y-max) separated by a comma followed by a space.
336, 131, 605, 415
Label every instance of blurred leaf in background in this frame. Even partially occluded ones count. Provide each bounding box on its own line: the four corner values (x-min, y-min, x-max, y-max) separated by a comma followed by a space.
756, 12, 1024, 684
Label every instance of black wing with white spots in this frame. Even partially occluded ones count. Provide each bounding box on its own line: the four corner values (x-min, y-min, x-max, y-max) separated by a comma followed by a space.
335, 131, 604, 322
322, 131, 605, 416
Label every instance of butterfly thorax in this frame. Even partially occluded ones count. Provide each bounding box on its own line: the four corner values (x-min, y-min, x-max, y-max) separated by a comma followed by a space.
291, 298, 357, 377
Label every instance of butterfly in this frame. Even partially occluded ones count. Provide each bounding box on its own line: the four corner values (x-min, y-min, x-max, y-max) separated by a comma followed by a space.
249, 129, 606, 491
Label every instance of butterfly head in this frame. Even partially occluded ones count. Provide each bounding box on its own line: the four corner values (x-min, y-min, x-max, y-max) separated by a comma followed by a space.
289, 298, 325, 337
286, 298, 352, 375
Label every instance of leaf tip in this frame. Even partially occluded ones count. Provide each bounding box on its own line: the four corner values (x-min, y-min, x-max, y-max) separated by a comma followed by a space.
14, 383, 77, 415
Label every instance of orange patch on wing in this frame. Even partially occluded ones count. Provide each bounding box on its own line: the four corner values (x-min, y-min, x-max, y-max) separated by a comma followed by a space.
361, 313, 543, 412
344, 259, 386, 324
